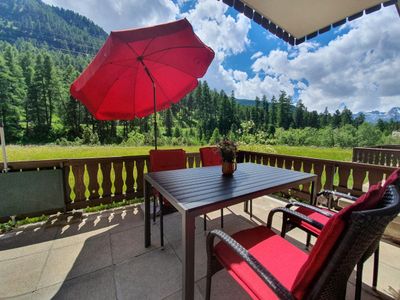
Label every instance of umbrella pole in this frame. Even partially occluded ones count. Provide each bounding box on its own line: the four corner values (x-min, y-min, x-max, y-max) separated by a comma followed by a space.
0, 122, 8, 172
153, 82, 157, 150
140, 58, 158, 149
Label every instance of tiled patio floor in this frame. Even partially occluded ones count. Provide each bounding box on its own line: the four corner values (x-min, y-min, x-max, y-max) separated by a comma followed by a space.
0, 196, 399, 300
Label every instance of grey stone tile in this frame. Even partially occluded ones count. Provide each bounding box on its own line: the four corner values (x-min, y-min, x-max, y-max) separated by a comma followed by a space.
0, 227, 57, 261
110, 224, 161, 264
34, 267, 116, 300
53, 224, 111, 249
0, 252, 48, 298
38, 234, 112, 288
52, 207, 144, 248
161, 212, 206, 244
114, 246, 182, 300
170, 233, 208, 281
196, 270, 251, 300
162, 285, 203, 300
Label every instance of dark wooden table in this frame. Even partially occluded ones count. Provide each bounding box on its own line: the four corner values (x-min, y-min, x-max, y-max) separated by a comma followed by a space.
144, 163, 317, 300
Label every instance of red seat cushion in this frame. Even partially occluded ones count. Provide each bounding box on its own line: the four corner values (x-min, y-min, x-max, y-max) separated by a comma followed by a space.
291, 183, 383, 299
149, 149, 186, 172
292, 206, 331, 235
200, 147, 222, 167
215, 226, 308, 300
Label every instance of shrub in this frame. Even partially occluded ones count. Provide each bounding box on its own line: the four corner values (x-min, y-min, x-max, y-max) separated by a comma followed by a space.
122, 131, 145, 146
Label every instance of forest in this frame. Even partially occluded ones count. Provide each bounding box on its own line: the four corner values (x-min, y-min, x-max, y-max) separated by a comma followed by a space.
0, 40, 399, 148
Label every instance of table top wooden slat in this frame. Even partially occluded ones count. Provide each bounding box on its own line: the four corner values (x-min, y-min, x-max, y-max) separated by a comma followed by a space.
145, 163, 316, 212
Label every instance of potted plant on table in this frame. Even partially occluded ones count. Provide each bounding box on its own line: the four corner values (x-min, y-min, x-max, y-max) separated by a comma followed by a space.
218, 138, 238, 176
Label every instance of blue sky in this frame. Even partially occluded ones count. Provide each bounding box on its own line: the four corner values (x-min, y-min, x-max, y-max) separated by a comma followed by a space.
43, 0, 400, 113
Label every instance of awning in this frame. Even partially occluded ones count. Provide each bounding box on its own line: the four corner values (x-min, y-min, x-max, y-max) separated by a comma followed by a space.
220, 0, 399, 45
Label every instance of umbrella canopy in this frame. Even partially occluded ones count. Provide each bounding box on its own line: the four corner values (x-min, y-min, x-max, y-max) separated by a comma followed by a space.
221, 0, 399, 45
70, 18, 214, 120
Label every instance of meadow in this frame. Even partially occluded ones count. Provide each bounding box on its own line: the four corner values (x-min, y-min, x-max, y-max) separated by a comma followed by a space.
5, 144, 353, 162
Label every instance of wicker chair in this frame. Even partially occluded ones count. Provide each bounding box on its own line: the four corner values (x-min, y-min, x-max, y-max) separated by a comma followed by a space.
205, 184, 400, 300
149, 149, 186, 248
270, 168, 400, 299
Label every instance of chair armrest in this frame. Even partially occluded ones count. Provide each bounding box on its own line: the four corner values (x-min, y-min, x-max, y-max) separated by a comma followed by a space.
286, 201, 335, 218
317, 190, 358, 201
207, 230, 295, 300
267, 207, 324, 230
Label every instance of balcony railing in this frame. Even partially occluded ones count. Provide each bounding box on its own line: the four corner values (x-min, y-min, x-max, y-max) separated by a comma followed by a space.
1, 151, 396, 221
353, 146, 400, 167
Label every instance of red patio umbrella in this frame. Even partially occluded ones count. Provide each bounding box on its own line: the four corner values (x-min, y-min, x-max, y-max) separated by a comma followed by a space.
70, 18, 214, 148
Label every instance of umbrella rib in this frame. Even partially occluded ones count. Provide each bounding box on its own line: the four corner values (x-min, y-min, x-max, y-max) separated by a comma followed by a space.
143, 46, 209, 58
141, 37, 156, 57
143, 56, 197, 79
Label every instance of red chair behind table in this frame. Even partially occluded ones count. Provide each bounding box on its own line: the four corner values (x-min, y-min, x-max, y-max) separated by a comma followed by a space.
200, 147, 222, 167
200, 146, 255, 223
274, 168, 400, 300
200, 147, 224, 230
206, 181, 400, 300
149, 149, 186, 247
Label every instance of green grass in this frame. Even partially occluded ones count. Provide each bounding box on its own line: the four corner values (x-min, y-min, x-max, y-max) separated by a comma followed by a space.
0, 215, 49, 234
5, 145, 201, 161
240, 145, 352, 161
84, 199, 143, 213
5, 144, 352, 162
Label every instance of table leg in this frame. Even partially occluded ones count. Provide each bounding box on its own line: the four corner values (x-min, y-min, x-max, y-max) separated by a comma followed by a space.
144, 179, 151, 247
182, 212, 195, 300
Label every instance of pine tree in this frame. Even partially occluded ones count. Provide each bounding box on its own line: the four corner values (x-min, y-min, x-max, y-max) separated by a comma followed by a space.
60, 65, 82, 138
293, 100, 305, 128
332, 109, 341, 128
320, 107, 330, 127
262, 95, 269, 128
209, 128, 221, 144
353, 113, 365, 128
254, 96, 261, 129
277, 91, 292, 129
0, 55, 22, 142
218, 92, 234, 135
341, 107, 353, 127
269, 96, 277, 126
164, 109, 173, 137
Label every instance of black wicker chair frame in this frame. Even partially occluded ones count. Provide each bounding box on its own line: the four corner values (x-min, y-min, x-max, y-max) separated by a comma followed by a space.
206, 185, 400, 300
268, 190, 380, 300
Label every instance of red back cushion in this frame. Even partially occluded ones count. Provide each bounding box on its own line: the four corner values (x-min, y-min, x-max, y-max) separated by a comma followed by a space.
149, 149, 186, 172
200, 147, 222, 167
291, 183, 383, 299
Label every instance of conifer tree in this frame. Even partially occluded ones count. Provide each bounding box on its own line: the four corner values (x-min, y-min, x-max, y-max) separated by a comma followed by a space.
0, 55, 22, 142
164, 109, 173, 137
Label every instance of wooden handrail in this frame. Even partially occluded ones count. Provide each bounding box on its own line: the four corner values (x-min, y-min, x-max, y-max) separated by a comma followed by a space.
352, 147, 400, 167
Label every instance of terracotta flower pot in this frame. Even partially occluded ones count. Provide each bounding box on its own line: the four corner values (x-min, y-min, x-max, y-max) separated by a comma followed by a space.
222, 161, 237, 176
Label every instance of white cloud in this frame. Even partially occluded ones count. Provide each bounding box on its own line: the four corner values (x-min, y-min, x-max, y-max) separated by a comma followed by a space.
251, 51, 263, 60
230, 7, 400, 112
181, 0, 251, 93
42, 0, 179, 32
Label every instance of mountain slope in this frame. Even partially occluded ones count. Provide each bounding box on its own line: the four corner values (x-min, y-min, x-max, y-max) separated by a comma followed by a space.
0, 0, 107, 54
353, 107, 400, 123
